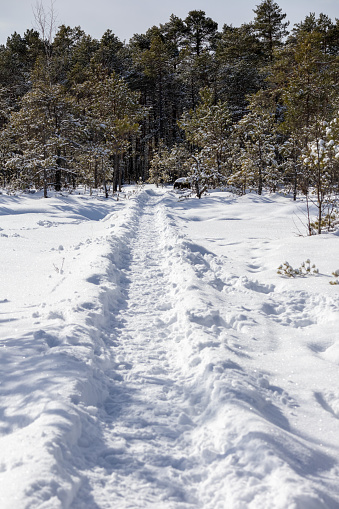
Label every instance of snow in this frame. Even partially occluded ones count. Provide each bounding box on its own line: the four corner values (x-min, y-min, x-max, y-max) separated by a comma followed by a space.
0, 185, 339, 508
174, 177, 190, 183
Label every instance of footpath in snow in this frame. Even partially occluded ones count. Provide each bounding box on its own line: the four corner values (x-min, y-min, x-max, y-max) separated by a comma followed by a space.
0, 187, 339, 508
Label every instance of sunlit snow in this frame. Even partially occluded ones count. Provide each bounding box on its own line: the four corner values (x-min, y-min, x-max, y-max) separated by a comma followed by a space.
0, 185, 338, 508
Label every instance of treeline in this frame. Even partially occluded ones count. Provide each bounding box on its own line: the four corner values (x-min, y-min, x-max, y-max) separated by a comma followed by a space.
0, 0, 339, 226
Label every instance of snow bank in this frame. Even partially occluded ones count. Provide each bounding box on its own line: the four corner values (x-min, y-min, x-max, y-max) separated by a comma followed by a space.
154, 190, 339, 508
0, 190, 143, 508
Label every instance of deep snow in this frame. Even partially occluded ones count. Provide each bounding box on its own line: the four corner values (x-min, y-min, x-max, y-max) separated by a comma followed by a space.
0, 186, 338, 508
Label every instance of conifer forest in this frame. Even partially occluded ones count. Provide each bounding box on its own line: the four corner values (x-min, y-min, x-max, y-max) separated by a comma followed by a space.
1, 0, 339, 225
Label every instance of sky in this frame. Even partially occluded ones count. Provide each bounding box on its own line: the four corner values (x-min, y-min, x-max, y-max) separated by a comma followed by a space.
0, 0, 338, 45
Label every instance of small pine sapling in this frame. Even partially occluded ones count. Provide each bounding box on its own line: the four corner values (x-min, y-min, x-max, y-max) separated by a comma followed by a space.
329, 270, 339, 285
277, 259, 319, 277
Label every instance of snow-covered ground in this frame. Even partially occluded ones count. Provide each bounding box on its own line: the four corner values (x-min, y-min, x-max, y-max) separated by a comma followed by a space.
0, 185, 338, 509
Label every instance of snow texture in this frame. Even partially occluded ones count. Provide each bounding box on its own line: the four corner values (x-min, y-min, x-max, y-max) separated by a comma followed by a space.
0, 186, 339, 508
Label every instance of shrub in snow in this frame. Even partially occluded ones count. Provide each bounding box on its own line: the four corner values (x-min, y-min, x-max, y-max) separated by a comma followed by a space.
330, 270, 339, 285
310, 207, 339, 233
53, 258, 65, 274
277, 259, 319, 277
301, 118, 339, 234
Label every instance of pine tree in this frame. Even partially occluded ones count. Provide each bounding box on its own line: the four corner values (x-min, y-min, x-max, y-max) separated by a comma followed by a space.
269, 21, 339, 199
229, 95, 279, 194
148, 142, 171, 186
290, 13, 339, 56
51, 25, 87, 85
215, 23, 265, 118
138, 29, 173, 142
253, 0, 289, 62
178, 87, 231, 197
181, 11, 218, 57
75, 66, 143, 193
301, 118, 339, 233
181, 87, 231, 171
177, 11, 219, 110
3, 65, 80, 196
279, 133, 303, 200
1, 7, 339, 195
92, 30, 125, 76
0, 30, 43, 105
216, 23, 266, 121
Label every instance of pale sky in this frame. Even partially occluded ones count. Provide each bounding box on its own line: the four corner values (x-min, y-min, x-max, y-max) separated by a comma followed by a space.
0, 0, 338, 45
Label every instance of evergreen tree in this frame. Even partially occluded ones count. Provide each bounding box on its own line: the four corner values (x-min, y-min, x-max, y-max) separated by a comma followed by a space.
0, 31, 43, 104
127, 25, 186, 177
172, 11, 219, 110
51, 25, 86, 84
253, 0, 289, 62
92, 30, 125, 76
301, 118, 339, 233
290, 13, 339, 56
179, 87, 231, 173
178, 87, 231, 197
215, 23, 265, 117
160, 14, 186, 51
148, 142, 171, 186
3, 64, 80, 196
229, 95, 279, 194
269, 22, 339, 198
75, 66, 143, 193
137, 29, 173, 142
181, 10, 218, 57
279, 133, 304, 200
0, 6, 338, 197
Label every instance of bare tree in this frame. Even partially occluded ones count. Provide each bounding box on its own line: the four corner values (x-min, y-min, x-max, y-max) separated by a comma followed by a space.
33, 1, 57, 63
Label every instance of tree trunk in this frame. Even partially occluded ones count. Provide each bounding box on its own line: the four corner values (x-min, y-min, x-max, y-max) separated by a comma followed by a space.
94, 160, 98, 188
103, 178, 109, 198
113, 154, 119, 192
54, 151, 62, 191
258, 166, 263, 195
43, 168, 48, 198
293, 165, 297, 201
194, 180, 201, 198
305, 192, 312, 236
118, 157, 123, 192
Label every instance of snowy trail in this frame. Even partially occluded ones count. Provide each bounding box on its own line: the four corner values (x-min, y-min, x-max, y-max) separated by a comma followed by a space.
72, 192, 199, 508
1, 188, 339, 508
69, 189, 339, 509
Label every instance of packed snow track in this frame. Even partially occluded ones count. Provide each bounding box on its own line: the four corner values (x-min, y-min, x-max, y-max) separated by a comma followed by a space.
72, 191, 204, 508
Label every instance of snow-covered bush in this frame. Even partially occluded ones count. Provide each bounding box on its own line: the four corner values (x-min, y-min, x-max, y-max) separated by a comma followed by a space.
310, 207, 339, 233
301, 117, 339, 234
330, 270, 339, 285
277, 259, 319, 277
